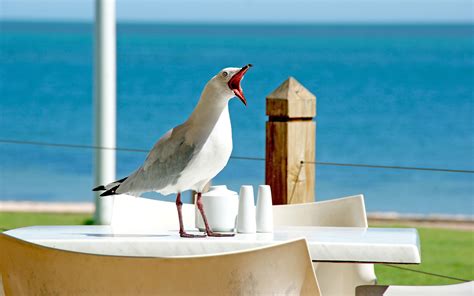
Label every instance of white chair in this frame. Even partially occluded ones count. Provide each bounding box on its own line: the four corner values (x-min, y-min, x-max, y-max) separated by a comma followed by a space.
273, 194, 377, 296
109, 194, 195, 234
356, 281, 474, 296
0, 233, 321, 295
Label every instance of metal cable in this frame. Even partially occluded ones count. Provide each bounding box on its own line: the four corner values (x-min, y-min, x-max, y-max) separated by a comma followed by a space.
0, 139, 149, 153
288, 161, 304, 204
0, 138, 473, 174
229, 155, 266, 161
302, 160, 474, 174
382, 264, 471, 282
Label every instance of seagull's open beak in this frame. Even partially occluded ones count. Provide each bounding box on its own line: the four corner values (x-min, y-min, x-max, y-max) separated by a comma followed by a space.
228, 64, 252, 106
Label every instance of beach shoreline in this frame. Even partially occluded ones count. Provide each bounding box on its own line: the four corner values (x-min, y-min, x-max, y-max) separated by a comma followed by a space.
1, 200, 472, 230
0, 201, 94, 214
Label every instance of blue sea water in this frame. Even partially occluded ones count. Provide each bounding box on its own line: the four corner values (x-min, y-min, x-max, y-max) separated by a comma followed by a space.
0, 22, 473, 215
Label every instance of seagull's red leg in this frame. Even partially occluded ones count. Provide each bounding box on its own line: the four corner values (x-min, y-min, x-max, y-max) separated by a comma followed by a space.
196, 192, 235, 237
176, 192, 205, 238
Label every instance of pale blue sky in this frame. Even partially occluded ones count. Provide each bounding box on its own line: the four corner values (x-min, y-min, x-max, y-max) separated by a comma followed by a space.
1, 0, 473, 23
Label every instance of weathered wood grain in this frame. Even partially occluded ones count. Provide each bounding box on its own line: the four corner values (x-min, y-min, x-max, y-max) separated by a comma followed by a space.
265, 77, 316, 204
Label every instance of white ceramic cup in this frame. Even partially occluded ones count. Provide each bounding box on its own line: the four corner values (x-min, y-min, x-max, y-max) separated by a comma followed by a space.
237, 185, 256, 233
256, 185, 273, 233
195, 185, 238, 232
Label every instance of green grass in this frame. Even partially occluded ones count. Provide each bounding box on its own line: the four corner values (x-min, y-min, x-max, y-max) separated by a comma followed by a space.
1, 213, 472, 285
0, 212, 92, 231
372, 225, 474, 285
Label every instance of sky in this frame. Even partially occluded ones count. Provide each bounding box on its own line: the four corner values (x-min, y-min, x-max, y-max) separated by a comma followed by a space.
1, 0, 473, 23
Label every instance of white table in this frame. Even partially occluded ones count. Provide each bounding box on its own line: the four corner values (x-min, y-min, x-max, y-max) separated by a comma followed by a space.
4, 225, 420, 264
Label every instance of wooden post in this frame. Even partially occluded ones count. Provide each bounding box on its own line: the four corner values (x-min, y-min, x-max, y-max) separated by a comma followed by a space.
265, 77, 316, 204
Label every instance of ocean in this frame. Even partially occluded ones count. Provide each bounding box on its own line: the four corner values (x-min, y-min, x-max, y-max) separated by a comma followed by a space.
0, 22, 473, 215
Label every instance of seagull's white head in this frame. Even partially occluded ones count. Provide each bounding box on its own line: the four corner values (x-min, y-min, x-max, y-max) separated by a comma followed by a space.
209, 64, 252, 106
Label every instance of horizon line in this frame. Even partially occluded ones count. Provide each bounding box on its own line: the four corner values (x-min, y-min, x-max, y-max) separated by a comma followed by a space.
2, 18, 474, 26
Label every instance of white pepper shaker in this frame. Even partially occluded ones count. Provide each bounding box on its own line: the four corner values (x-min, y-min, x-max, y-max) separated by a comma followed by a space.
256, 185, 273, 233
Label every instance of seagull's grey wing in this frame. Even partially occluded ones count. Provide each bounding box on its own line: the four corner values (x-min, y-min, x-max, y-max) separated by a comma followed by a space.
117, 126, 199, 194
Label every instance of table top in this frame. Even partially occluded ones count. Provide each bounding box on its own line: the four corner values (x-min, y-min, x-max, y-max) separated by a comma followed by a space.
4, 225, 421, 264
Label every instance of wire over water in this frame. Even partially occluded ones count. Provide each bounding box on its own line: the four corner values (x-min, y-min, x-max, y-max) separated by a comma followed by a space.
0, 138, 473, 174
301, 161, 474, 174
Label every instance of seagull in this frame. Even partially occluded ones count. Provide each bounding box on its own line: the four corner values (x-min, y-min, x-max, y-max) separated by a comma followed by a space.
93, 64, 252, 238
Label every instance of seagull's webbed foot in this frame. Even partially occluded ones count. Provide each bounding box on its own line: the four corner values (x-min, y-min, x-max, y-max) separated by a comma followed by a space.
206, 231, 235, 237
180, 231, 206, 238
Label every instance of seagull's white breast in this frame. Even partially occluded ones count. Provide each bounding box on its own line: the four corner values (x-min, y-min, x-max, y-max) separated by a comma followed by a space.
159, 105, 233, 194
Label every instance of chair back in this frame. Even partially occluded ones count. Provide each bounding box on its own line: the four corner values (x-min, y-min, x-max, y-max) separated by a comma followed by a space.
273, 194, 368, 227
0, 234, 320, 295
109, 195, 195, 234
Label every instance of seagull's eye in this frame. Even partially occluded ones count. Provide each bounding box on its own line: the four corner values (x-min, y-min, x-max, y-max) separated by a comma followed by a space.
222, 71, 228, 77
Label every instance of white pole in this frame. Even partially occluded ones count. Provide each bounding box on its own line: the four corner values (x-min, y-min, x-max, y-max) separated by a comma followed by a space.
94, 0, 116, 224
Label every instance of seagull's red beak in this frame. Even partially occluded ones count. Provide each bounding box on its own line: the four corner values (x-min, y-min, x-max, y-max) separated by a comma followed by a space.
228, 64, 252, 106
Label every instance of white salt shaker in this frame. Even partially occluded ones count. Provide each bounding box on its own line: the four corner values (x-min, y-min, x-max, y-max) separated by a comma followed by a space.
256, 185, 273, 233
237, 185, 256, 233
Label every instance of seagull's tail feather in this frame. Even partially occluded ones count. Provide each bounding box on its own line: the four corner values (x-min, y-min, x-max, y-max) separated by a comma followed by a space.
92, 177, 128, 195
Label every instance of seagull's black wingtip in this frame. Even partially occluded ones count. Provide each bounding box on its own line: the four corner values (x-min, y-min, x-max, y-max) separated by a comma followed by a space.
99, 190, 114, 197
92, 185, 106, 191
100, 185, 120, 197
